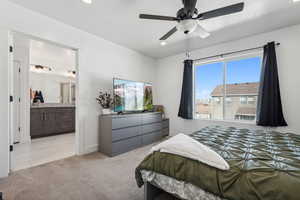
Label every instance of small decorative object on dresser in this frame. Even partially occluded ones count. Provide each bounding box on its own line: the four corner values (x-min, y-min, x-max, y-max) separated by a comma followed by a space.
153, 105, 165, 119
153, 105, 169, 136
96, 91, 113, 114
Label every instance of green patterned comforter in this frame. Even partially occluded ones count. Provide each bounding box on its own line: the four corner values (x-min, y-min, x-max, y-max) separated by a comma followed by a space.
136, 126, 300, 200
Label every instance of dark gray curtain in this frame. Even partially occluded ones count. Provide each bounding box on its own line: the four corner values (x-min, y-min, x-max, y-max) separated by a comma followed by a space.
256, 42, 287, 127
178, 60, 193, 119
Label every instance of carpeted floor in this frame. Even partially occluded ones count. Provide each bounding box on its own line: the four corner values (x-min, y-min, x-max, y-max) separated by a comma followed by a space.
0, 144, 152, 200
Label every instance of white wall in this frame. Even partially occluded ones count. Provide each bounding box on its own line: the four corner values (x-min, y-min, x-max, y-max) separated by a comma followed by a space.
156, 24, 300, 135
30, 40, 76, 72
0, 0, 157, 177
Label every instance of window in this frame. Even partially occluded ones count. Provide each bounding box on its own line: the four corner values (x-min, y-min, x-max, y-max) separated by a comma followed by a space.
247, 96, 256, 104
240, 96, 256, 105
240, 97, 247, 104
194, 55, 262, 122
215, 97, 221, 104
194, 62, 224, 120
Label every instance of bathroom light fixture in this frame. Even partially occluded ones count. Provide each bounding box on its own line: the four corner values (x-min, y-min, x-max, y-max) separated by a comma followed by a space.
81, 0, 92, 4
67, 70, 76, 77
30, 65, 52, 73
160, 41, 167, 46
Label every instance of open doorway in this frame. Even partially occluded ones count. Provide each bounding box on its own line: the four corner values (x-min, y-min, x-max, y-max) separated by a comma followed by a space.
10, 32, 77, 171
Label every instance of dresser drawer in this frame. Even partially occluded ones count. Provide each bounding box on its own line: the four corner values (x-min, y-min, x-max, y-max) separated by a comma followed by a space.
162, 119, 169, 129
142, 131, 163, 146
142, 113, 162, 125
141, 122, 162, 135
112, 116, 141, 130
112, 126, 141, 142
162, 128, 169, 137
112, 136, 142, 156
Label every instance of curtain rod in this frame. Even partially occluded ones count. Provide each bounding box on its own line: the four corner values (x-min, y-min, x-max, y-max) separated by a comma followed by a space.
193, 42, 280, 62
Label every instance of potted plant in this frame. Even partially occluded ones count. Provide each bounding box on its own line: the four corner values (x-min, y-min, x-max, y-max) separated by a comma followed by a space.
96, 91, 113, 114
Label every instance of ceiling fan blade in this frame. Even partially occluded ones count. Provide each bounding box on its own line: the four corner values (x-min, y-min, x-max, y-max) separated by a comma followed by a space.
193, 23, 210, 39
160, 27, 178, 40
139, 14, 178, 21
198, 2, 244, 20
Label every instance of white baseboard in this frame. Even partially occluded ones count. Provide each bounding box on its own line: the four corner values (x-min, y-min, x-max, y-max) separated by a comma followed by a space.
20, 136, 31, 144
83, 144, 99, 155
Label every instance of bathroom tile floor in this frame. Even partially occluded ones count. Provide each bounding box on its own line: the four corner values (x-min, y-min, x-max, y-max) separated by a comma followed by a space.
12, 133, 75, 171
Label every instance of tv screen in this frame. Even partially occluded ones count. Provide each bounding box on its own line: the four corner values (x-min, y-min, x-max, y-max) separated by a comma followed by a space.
113, 78, 153, 112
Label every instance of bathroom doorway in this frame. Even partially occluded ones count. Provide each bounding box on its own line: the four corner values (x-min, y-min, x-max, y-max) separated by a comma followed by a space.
10, 32, 78, 171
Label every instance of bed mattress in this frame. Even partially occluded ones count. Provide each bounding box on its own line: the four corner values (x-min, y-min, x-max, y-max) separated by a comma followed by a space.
136, 126, 300, 200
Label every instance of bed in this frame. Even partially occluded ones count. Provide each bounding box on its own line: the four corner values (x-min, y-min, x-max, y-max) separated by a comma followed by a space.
135, 126, 300, 200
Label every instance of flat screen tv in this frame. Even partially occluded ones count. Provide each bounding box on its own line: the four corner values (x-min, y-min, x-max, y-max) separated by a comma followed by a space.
113, 78, 153, 113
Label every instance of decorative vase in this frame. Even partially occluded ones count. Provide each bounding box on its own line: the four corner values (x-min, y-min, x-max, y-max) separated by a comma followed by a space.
102, 108, 111, 115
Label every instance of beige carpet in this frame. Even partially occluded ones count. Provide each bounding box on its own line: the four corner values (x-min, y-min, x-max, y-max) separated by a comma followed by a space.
0, 144, 152, 200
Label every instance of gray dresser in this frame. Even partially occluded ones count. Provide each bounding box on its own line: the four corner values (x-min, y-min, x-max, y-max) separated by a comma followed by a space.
99, 112, 169, 157
162, 118, 169, 137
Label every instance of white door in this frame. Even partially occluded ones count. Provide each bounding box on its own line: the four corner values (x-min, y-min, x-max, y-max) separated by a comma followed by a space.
0, 30, 12, 176
13, 60, 21, 143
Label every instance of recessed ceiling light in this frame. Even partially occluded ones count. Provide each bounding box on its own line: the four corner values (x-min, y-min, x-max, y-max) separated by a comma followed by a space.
81, 0, 92, 4
293, 0, 300, 2
160, 41, 167, 46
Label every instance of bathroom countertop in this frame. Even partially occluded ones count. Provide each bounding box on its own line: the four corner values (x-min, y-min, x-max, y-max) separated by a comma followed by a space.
31, 103, 75, 108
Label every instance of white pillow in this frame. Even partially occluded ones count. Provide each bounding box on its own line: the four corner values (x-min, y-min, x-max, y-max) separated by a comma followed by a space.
150, 133, 230, 170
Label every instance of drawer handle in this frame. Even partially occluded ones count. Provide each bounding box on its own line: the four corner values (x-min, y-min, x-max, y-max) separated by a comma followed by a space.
41, 112, 46, 121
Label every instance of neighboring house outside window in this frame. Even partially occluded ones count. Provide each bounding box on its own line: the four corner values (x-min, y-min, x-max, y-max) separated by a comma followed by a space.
195, 102, 211, 119
226, 97, 232, 104
210, 82, 259, 121
214, 97, 221, 104
194, 55, 261, 122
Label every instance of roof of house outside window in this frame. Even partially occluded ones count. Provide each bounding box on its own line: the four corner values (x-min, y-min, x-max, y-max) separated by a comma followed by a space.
211, 82, 259, 97
195, 103, 210, 115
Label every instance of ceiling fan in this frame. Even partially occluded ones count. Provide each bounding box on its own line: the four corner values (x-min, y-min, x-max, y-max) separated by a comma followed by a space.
139, 0, 244, 41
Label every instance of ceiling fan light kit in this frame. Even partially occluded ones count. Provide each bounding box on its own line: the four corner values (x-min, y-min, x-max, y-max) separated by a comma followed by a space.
139, 0, 244, 42
176, 20, 198, 34
193, 23, 210, 39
